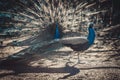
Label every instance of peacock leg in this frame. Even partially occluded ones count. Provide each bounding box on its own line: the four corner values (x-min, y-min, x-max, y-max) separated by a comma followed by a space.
77, 52, 81, 64
68, 52, 73, 63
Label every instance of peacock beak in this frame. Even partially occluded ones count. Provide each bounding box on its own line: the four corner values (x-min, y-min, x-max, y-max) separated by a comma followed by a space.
89, 23, 94, 28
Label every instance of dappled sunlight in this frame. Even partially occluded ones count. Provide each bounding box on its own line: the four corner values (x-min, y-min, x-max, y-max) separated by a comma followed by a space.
0, 0, 120, 80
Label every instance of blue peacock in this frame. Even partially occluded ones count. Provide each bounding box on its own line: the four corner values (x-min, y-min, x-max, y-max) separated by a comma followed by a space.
55, 22, 96, 63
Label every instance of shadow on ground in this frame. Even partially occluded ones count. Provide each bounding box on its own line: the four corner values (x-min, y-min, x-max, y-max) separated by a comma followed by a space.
0, 60, 80, 79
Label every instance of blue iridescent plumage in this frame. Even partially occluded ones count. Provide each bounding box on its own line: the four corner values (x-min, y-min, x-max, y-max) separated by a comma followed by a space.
87, 23, 96, 46
54, 22, 60, 39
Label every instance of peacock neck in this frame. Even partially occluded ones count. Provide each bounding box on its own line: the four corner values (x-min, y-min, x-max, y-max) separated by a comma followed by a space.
87, 27, 95, 46
54, 22, 60, 39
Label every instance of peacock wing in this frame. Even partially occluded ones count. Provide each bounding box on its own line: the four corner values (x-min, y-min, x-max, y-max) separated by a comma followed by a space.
60, 37, 89, 51
60, 37, 88, 45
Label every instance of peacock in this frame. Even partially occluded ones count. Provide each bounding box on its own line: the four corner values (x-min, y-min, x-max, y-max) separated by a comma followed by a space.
60, 22, 96, 63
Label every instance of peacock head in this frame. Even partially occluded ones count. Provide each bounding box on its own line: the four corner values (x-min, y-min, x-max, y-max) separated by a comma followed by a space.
89, 22, 94, 28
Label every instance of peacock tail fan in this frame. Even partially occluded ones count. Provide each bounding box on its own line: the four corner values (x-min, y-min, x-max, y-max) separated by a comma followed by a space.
0, 0, 107, 39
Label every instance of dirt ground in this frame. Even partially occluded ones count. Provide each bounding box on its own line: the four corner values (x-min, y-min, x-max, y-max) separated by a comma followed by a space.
0, 36, 120, 80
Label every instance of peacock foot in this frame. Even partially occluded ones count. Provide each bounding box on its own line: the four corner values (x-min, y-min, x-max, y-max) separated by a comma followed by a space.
77, 60, 85, 64
77, 60, 81, 64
